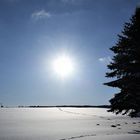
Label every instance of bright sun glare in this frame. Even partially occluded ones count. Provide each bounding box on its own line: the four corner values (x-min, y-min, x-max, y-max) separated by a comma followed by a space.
52, 54, 74, 78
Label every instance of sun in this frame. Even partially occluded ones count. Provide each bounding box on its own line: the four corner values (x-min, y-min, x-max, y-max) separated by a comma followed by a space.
52, 54, 74, 78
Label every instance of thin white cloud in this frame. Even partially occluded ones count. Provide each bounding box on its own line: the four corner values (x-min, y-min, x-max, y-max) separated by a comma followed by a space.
31, 10, 51, 20
98, 56, 112, 64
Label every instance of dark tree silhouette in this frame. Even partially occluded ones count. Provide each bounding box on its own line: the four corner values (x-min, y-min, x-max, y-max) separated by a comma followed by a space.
104, 8, 140, 117
0, 103, 3, 108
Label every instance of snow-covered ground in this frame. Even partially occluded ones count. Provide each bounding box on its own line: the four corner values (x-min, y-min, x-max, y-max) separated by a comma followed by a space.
0, 108, 140, 140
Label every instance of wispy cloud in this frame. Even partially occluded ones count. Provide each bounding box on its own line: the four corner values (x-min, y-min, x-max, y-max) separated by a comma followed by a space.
98, 56, 112, 64
31, 10, 51, 20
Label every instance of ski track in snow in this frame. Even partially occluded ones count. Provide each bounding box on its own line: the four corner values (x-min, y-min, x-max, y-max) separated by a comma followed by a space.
58, 108, 140, 140
57, 107, 105, 119
59, 131, 140, 140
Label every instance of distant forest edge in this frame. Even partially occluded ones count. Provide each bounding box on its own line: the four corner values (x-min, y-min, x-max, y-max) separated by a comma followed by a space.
18, 105, 110, 108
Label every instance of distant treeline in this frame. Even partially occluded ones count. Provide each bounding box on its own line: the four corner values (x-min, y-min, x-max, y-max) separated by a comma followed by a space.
18, 105, 110, 108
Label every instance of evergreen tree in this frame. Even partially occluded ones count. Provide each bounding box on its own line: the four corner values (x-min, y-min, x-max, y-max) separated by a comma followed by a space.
104, 8, 140, 117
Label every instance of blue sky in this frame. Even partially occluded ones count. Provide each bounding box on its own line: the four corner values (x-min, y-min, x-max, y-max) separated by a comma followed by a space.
0, 0, 139, 106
